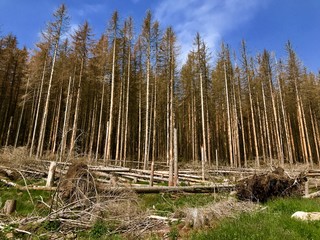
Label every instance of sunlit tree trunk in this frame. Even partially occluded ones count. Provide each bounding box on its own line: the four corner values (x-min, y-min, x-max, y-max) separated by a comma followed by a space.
14, 77, 29, 147
37, 4, 69, 158
106, 11, 119, 163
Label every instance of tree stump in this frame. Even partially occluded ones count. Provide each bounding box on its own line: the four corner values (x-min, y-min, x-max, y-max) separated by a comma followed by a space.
2, 199, 16, 215
46, 161, 57, 187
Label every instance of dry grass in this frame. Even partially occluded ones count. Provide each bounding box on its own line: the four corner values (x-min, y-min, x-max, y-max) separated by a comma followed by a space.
181, 198, 260, 229
0, 146, 33, 166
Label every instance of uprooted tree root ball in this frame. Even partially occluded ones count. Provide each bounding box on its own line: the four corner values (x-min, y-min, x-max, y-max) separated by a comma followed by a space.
236, 167, 307, 202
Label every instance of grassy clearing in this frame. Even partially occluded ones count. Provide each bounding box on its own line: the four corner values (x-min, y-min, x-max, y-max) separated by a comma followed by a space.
191, 197, 320, 240
0, 185, 52, 216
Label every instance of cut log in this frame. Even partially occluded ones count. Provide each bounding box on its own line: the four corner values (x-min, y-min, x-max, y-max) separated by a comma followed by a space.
148, 215, 180, 222
2, 199, 16, 215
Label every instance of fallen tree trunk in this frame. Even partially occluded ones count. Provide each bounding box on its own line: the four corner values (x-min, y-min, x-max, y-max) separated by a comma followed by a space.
0, 178, 56, 191
116, 184, 235, 194
303, 190, 320, 199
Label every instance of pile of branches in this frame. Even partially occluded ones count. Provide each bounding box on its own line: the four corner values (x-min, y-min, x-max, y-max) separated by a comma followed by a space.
23, 162, 166, 238
236, 167, 307, 202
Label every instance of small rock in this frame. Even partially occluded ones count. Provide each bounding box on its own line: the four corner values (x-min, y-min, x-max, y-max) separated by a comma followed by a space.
66, 232, 77, 239
291, 211, 320, 221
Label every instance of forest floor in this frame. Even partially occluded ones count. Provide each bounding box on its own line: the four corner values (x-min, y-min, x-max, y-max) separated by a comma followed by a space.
0, 147, 320, 239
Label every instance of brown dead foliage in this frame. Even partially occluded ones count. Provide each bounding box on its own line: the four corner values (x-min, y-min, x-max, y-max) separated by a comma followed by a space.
236, 167, 307, 202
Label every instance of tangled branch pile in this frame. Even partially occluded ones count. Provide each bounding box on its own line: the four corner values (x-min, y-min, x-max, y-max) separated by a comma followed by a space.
236, 167, 307, 202
30, 162, 166, 238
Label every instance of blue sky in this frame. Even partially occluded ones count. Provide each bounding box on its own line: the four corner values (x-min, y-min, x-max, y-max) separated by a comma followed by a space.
0, 0, 319, 72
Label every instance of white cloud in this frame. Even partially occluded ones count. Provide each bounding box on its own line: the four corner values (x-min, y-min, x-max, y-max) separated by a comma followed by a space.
155, 0, 270, 65
73, 3, 105, 17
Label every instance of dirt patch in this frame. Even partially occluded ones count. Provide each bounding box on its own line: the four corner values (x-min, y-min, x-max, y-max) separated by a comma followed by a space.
236, 167, 307, 202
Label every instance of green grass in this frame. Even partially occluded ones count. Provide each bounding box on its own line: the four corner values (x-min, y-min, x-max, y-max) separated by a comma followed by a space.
191, 197, 320, 240
0, 185, 52, 215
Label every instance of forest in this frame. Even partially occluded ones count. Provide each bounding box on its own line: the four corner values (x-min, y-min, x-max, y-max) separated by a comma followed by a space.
1, 4, 320, 170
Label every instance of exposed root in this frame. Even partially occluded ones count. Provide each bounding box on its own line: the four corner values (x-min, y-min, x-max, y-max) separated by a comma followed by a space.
236, 167, 307, 202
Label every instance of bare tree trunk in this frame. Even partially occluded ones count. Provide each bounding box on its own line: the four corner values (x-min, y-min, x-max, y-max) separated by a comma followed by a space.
248, 75, 259, 167
14, 77, 29, 147
138, 79, 142, 168
5, 117, 12, 146
310, 107, 319, 166
88, 98, 97, 161
276, 67, 293, 164
268, 71, 283, 165
51, 86, 62, 154
237, 74, 247, 167
173, 128, 178, 186
70, 60, 84, 156
106, 37, 117, 163
169, 49, 174, 177
123, 51, 131, 166
261, 83, 272, 164
152, 74, 157, 166
257, 96, 266, 164
59, 76, 72, 161
191, 99, 196, 164
200, 72, 207, 165
115, 76, 123, 164
313, 109, 320, 167
30, 59, 46, 157
166, 76, 170, 166
231, 77, 240, 168
224, 63, 233, 167
295, 75, 309, 165
201, 146, 205, 181
143, 43, 151, 170
206, 112, 212, 165
301, 100, 313, 167
27, 88, 38, 147
37, 39, 60, 158
95, 83, 105, 161
103, 121, 109, 163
